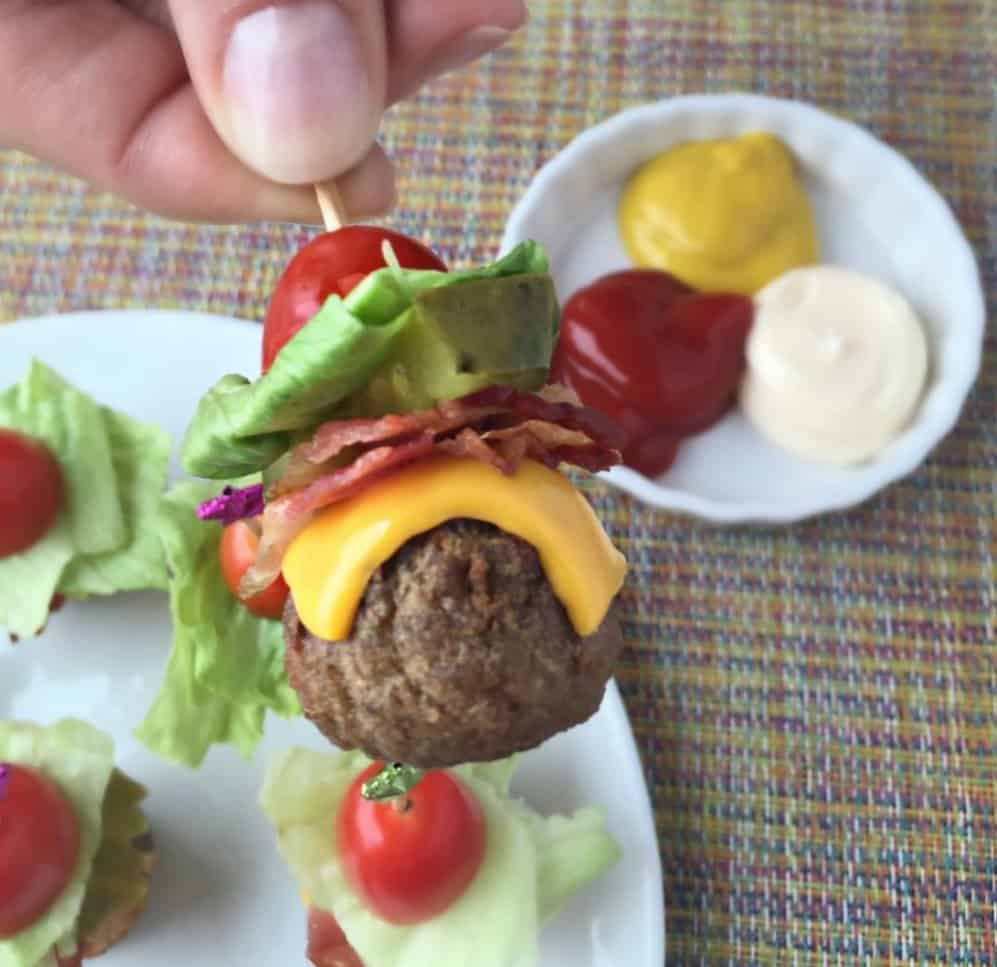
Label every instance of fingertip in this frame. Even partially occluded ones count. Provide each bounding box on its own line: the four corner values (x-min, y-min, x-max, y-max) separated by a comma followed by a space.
219, 2, 384, 184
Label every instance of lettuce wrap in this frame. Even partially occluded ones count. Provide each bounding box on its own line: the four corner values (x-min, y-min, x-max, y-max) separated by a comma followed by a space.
0, 362, 170, 639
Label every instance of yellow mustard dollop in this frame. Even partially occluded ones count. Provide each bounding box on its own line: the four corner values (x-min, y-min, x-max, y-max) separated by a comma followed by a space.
618, 131, 819, 295
282, 455, 627, 642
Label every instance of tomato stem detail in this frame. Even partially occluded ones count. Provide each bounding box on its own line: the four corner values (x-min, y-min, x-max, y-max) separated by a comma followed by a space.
360, 762, 425, 802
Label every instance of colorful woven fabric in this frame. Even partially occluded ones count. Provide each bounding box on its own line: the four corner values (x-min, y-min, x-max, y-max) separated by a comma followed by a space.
1, 2, 994, 963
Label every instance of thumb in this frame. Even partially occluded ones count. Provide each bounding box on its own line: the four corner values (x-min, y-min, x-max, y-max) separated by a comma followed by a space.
167, 0, 388, 185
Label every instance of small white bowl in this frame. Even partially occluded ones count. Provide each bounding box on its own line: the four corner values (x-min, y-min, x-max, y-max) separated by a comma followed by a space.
502, 93, 985, 523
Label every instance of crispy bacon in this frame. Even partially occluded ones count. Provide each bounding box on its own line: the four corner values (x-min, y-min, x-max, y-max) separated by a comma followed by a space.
275, 386, 622, 494
435, 421, 620, 476
303, 401, 501, 465
307, 908, 363, 967
461, 385, 626, 452
240, 386, 623, 597
436, 426, 510, 471
241, 433, 435, 597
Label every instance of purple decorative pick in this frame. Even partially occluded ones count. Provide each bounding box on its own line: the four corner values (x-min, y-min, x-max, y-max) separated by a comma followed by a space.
0, 764, 11, 800
197, 484, 265, 525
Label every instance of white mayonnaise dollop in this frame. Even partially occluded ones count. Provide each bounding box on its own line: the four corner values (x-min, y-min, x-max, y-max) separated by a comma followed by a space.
740, 266, 929, 465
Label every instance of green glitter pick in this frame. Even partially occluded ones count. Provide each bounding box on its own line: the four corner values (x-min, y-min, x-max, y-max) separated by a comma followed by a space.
361, 762, 425, 802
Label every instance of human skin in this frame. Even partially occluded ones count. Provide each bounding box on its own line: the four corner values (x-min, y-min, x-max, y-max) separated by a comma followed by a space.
0, 0, 526, 222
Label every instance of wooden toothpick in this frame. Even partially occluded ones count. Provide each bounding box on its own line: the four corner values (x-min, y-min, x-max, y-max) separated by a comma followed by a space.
315, 181, 347, 231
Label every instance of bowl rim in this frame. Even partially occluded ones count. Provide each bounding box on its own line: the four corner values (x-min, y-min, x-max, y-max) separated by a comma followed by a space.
501, 92, 986, 523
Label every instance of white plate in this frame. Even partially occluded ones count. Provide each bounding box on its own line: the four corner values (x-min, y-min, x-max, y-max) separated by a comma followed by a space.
0, 311, 664, 967
502, 93, 986, 523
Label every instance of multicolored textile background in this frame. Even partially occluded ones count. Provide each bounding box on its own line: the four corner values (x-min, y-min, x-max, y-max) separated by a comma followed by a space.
1, 2, 994, 963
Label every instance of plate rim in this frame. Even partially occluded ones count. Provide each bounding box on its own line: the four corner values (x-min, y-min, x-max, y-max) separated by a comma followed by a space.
501, 91, 986, 524
1, 308, 665, 966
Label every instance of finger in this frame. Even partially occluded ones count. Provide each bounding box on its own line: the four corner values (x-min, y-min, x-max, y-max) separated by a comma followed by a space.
385, 0, 526, 104
0, 2, 392, 222
167, 0, 388, 185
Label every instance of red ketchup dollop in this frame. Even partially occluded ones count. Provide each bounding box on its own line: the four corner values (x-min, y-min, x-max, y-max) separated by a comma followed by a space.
551, 269, 755, 477
0, 764, 81, 938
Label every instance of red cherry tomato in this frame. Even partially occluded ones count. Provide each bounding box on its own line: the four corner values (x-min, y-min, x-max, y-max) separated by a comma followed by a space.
551, 269, 754, 477
0, 429, 64, 558
307, 908, 363, 967
219, 521, 289, 620
262, 227, 447, 371
0, 764, 81, 938
337, 763, 486, 925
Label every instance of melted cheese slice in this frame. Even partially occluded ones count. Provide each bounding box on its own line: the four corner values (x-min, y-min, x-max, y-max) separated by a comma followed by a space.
282, 455, 627, 642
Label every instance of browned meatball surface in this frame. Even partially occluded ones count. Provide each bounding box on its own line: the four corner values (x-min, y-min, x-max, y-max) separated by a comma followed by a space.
284, 519, 625, 768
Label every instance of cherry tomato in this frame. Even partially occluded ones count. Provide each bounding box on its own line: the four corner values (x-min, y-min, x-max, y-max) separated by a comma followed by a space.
337, 763, 486, 925
307, 908, 363, 967
0, 764, 81, 938
551, 269, 754, 477
219, 521, 289, 620
262, 227, 447, 371
0, 429, 64, 558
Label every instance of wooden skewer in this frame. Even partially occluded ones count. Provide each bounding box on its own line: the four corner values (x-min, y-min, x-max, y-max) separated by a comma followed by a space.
315, 181, 347, 231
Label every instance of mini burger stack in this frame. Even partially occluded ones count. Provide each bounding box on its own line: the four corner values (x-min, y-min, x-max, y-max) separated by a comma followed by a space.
188, 226, 629, 774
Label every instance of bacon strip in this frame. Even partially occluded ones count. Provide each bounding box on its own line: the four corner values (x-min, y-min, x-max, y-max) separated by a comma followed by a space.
303, 401, 501, 464
461, 385, 626, 452
302, 385, 622, 465
275, 387, 622, 496
242, 386, 624, 597
241, 433, 435, 597
307, 908, 363, 967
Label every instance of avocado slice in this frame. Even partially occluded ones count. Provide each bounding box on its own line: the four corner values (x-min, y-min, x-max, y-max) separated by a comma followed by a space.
342, 274, 559, 416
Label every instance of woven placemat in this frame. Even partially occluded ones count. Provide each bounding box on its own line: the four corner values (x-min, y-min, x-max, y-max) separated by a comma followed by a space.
1, 2, 995, 963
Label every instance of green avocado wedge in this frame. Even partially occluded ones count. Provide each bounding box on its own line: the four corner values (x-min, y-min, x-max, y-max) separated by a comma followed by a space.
339, 274, 558, 417
181, 242, 556, 480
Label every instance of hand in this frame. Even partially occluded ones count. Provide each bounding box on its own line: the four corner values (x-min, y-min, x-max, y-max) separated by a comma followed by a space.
0, 1, 526, 222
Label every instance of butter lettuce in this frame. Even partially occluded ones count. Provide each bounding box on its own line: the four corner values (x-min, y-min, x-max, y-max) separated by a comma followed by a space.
59, 405, 171, 598
135, 482, 301, 768
260, 749, 620, 967
0, 719, 116, 967
0, 361, 170, 639
181, 242, 553, 480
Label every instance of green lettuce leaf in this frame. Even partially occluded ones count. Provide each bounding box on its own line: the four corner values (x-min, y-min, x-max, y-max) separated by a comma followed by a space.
181, 242, 552, 480
135, 481, 301, 768
0, 522, 74, 645
59, 406, 170, 597
0, 361, 170, 638
0, 719, 116, 967
259, 748, 619, 967
1, 361, 125, 555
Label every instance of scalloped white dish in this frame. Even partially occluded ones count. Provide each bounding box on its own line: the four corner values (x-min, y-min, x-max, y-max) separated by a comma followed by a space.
502, 93, 985, 523
0, 311, 664, 967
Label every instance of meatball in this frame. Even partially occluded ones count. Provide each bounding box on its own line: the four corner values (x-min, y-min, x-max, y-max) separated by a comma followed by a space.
284, 519, 625, 768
